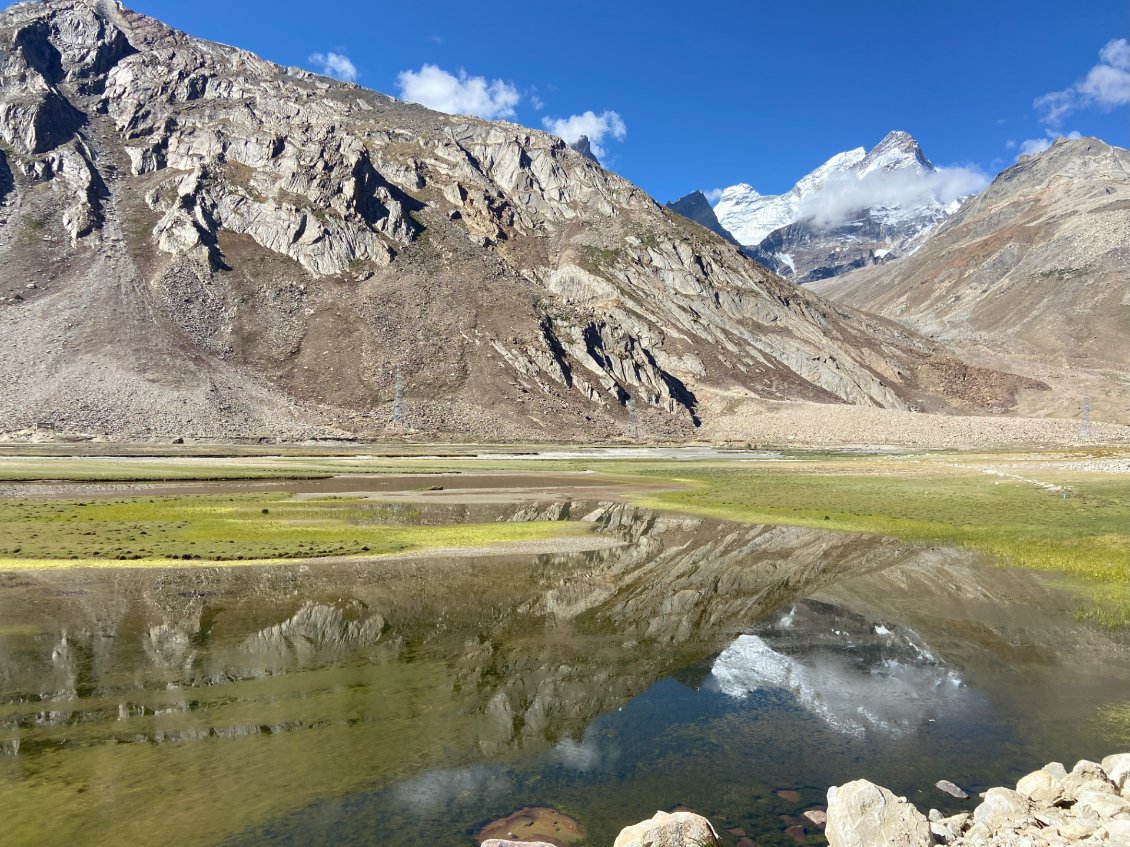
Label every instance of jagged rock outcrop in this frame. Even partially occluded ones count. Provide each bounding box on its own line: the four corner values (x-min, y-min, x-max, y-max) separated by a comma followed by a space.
666, 190, 739, 244
569, 134, 599, 163
0, 1, 1034, 440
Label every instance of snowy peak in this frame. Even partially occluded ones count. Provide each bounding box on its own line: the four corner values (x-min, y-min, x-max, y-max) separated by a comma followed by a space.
856, 130, 933, 177
794, 147, 867, 196
706, 131, 987, 284
712, 133, 941, 247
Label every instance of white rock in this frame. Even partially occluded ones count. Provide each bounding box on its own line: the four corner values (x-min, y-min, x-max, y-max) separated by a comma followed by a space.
1074, 789, 1130, 819
613, 811, 721, 847
1102, 753, 1130, 792
1099, 819, 1130, 841
825, 780, 932, 847
1017, 768, 1064, 803
973, 787, 1033, 830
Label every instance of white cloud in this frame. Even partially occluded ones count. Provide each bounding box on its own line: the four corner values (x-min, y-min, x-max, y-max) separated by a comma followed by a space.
1034, 37, 1129, 126
541, 110, 627, 161
703, 187, 724, 203
1018, 137, 1053, 157
796, 165, 990, 229
530, 94, 545, 111
1016, 130, 1083, 160
308, 51, 358, 83
396, 64, 519, 119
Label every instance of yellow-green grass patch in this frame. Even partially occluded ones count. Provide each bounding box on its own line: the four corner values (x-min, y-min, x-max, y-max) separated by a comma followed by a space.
0, 492, 588, 569
623, 459, 1129, 626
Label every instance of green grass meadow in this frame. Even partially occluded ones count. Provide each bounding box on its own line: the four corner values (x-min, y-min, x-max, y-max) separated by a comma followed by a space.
0, 449, 1126, 623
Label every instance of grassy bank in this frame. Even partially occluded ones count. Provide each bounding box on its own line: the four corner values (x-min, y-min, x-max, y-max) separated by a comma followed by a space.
1, 449, 1125, 622
623, 456, 1129, 626
0, 493, 587, 569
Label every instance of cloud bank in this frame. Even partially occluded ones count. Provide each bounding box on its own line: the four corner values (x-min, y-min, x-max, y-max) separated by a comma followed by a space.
308, 51, 358, 83
397, 64, 519, 119
1035, 38, 1130, 126
542, 110, 626, 160
797, 165, 989, 229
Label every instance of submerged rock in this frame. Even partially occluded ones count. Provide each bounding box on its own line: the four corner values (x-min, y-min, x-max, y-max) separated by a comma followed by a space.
934, 779, 969, 799
476, 807, 583, 847
613, 810, 720, 847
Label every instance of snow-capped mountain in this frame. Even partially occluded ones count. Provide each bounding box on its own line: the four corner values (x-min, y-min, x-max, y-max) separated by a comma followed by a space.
711, 132, 982, 283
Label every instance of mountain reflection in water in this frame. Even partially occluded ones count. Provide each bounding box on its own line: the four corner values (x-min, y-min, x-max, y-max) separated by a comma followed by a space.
709, 601, 968, 736
1, 499, 1125, 847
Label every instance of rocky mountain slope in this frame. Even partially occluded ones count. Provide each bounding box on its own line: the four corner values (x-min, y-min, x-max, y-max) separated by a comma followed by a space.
0, 1, 1035, 440
712, 132, 970, 283
812, 137, 1130, 422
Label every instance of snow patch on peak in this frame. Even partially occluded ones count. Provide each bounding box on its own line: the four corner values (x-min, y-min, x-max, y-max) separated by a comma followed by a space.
714, 132, 984, 251
718, 183, 761, 201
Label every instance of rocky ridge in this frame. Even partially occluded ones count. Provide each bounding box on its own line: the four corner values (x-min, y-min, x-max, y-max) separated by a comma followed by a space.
0, 1, 1035, 440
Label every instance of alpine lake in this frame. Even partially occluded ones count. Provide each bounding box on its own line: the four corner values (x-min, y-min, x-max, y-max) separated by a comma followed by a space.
0, 446, 1126, 847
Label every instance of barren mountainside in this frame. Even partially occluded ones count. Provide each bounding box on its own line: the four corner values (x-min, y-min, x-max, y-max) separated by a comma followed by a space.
0, 0, 1036, 440
812, 137, 1130, 421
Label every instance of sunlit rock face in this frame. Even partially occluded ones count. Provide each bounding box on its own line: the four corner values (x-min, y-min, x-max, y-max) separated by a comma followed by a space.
709, 600, 967, 736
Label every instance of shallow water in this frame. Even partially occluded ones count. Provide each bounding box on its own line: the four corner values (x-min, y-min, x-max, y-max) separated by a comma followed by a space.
0, 498, 1125, 847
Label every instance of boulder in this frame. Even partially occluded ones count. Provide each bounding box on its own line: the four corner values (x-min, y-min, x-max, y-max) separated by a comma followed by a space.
1016, 768, 1064, 803
972, 787, 1032, 831
825, 780, 932, 847
1074, 789, 1130, 819
1061, 759, 1116, 801
1102, 753, 1130, 794
613, 811, 721, 847
1100, 819, 1130, 841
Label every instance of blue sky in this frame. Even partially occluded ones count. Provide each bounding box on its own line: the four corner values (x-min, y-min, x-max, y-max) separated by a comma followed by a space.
36, 1, 1130, 200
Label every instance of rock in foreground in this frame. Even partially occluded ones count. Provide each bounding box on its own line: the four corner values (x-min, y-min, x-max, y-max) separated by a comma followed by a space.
826, 754, 1130, 847
825, 780, 932, 847
613, 810, 720, 847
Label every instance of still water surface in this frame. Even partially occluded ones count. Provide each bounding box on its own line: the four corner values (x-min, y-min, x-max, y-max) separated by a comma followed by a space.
1, 496, 1125, 846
